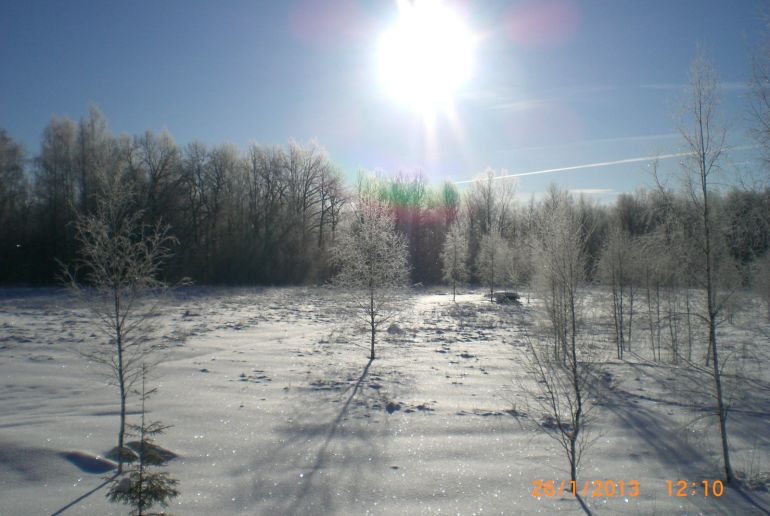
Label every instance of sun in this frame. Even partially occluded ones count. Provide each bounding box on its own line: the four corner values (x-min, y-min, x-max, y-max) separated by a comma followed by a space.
377, 0, 475, 115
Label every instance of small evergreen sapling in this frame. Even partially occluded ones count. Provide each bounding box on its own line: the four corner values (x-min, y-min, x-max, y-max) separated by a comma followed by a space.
107, 365, 179, 515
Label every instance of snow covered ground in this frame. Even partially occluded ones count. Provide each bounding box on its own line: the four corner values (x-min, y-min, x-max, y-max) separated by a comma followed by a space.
0, 287, 768, 515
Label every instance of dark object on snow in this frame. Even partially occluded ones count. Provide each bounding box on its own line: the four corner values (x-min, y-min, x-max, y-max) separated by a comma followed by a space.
61, 451, 116, 473
126, 440, 177, 465
385, 402, 402, 414
492, 291, 520, 304
106, 446, 139, 463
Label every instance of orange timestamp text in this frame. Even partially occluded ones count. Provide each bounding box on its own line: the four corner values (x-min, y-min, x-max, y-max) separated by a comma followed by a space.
532, 479, 640, 498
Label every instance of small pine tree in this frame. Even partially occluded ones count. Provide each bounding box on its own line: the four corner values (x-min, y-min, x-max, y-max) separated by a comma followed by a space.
107, 364, 179, 516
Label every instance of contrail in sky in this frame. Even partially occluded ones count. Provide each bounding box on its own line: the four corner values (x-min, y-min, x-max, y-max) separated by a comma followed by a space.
454, 145, 757, 184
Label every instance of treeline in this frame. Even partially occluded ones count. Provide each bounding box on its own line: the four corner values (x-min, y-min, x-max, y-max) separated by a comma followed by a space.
0, 105, 769, 288
0, 106, 346, 284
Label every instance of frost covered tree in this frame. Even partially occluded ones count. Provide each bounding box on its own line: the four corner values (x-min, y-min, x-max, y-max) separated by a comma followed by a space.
755, 252, 770, 320
598, 225, 636, 359
62, 170, 178, 473
525, 333, 597, 485
464, 170, 516, 281
0, 129, 28, 283
506, 237, 534, 298
440, 220, 468, 302
750, 20, 770, 179
675, 50, 735, 483
530, 186, 593, 483
332, 200, 409, 360
476, 228, 509, 302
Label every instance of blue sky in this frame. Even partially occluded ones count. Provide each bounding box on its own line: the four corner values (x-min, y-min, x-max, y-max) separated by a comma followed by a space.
1, 0, 767, 199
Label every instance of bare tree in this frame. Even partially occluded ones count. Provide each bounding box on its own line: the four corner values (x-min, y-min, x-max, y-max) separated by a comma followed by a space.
439, 180, 460, 228
750, 20, 770, 183
0, 129, 26, 225
62, 171, 178, 472
530, 186, 593, 482
441, 219, 468, 301
677, 49, 735, 483
476, 227, 510, 302
36, 116, 78, 267
598, 225, 632, 359
525, 333, 597, 484
134, 130, 180, 224
534, 187, 591, 362
332, 199, 409, 360
464, 170, 516, 281
754, 252, 770, 321
76, 105, 111, 214
0, 129, 28, 281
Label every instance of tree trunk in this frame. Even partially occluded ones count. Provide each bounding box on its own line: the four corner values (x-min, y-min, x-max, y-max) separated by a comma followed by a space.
627, 288, 634, 352
569, 290, 582, 483
370, 288, 376, 360
114, 291, 126, 474
117, 346, 126, 474
646, 275, 656, 361
611, 284, 621, 359
617, 282, 625, 359
685, 288, 693, 362
668, 289, 678, 364
655, 284, 661, 361
710, 316, 733, 483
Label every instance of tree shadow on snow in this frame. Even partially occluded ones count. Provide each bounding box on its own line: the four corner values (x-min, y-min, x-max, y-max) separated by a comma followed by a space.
232, 357, 393, 514
596, 362, 770, 515
50, 473, 117, 516
282, 358, 375, 515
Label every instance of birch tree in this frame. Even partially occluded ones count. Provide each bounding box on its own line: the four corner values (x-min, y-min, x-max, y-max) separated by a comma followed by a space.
332, 200, 409, 360
677, 50, 735, 483
530, 186, 593, 483
598, 225, 636, 359
62, 170, 178, 473
755, 252, 770, 321
441, 219, 468, 302
476, 228, 509, 302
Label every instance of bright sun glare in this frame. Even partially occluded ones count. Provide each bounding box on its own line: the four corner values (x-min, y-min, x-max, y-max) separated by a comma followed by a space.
377, 0, 475, 115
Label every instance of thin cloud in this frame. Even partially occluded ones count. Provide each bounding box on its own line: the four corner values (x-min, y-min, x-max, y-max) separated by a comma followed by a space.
455, 144, 757, 184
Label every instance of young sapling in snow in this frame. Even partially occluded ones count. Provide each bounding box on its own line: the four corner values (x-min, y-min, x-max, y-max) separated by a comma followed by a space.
107, 363, 179, 516
62, 171, 179, 472
332, 199, 409, 360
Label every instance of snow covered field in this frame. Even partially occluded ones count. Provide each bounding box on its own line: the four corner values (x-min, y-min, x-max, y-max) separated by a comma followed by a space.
1, 287, 768, 515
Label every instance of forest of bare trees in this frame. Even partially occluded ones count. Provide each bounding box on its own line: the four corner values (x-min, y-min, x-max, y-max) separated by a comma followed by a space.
1, 106, 769, 300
